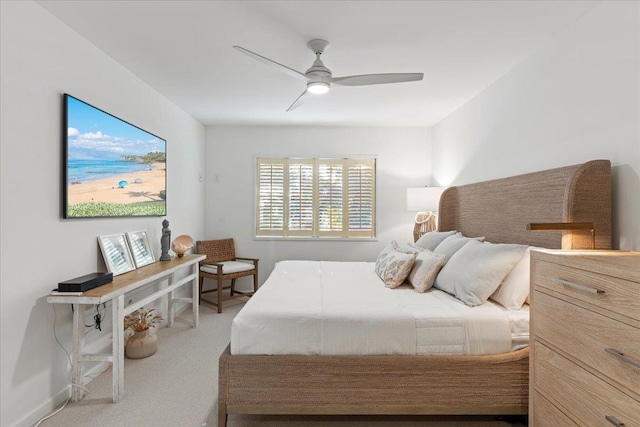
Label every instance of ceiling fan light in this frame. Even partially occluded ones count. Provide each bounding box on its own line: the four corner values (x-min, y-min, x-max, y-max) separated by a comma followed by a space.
307, 81, 330, 94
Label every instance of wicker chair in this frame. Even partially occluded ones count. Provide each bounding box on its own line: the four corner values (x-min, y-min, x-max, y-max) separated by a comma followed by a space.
196, 239, 259, 313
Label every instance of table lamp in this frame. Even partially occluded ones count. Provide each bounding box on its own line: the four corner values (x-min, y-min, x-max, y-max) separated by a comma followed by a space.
406, 187, 446, 242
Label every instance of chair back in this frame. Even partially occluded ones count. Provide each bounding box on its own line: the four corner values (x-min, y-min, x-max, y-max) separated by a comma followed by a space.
196, 239, 236, 264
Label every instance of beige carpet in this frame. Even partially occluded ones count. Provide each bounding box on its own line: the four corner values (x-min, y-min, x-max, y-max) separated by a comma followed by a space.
40, 300, 526, 427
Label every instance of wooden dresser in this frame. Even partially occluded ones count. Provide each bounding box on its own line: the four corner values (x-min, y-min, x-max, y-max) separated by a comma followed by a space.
529, 250, 640, 426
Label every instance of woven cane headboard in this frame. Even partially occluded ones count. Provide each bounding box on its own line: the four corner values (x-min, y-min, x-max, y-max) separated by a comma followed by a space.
438, 160, 611, 250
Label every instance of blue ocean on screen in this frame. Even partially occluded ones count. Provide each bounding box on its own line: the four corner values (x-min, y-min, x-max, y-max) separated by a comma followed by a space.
68, 159, 150, 184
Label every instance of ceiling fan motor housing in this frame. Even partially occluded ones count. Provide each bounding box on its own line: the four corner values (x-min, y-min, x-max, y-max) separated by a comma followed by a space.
305, 39, 332, 81
306, 57, 332, 79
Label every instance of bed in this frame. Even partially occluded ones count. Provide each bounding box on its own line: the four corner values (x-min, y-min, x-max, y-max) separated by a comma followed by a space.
218, 160, 612, 427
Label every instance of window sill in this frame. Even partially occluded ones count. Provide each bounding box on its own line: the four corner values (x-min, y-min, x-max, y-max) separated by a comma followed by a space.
253, 236, 378, 242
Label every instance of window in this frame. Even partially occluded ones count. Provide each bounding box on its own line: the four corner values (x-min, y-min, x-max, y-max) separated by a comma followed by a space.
256, 158, 376, 238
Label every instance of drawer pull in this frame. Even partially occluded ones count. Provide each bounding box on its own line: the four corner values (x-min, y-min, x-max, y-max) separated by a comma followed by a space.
605, 348, 640, 370
605, 415, 625, 426
553, 278, 604, 295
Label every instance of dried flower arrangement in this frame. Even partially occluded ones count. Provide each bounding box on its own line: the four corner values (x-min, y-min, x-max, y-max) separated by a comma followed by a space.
123, 301, 164, 332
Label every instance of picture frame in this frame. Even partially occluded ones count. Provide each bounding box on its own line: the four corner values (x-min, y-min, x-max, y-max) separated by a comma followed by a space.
125, 230, 156, 268
98, 234, 136, 276
63, 94, 167, 218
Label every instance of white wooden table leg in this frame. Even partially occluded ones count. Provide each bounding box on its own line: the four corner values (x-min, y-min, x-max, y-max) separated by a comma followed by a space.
192, 263, 199, 328
112, 295, 125, 402
168, 272, 175, 328
71, 303, 83, 402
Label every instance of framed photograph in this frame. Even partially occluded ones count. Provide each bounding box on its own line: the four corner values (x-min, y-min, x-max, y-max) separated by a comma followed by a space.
98, 234, 136, 276
63, 94, 167, 218
125, 231, 155, 268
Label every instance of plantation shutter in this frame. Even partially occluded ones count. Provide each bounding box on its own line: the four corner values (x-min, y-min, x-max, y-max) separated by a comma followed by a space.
256, 157, 376, 238
317, 159, 344, 237
347, 159, 376, 238
287, 160, 314, 236
256, 159, 285, 236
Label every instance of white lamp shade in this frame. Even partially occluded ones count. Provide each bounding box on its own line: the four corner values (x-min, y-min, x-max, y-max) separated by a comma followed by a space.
406, 187, 446, 212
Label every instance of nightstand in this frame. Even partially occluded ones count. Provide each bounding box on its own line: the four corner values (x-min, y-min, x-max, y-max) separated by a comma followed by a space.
529, 250, 640, 426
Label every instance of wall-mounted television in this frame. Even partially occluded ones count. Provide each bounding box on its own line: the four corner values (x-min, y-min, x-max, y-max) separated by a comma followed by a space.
63, 94, 166, 218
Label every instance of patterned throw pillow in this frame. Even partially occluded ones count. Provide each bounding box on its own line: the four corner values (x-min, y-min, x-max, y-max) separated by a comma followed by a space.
375, 242, 417, 288
397, 242, 423, 254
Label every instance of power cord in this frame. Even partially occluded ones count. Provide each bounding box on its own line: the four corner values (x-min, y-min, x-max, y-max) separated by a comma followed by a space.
71, 303, 106, 331
85, 303, 105, 331
31, 399, 70, 427
31, 304, 91, 426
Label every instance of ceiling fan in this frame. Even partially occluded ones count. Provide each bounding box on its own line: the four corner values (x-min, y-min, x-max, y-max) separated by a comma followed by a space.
233, 39, 424, 112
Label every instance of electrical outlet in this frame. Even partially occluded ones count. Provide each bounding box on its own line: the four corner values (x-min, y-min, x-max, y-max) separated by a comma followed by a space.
214, 174, 220, 183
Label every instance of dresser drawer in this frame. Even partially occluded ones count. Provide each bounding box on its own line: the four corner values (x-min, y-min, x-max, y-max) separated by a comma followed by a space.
534, 342, 640, 426
532, 391, 579, 427
533, 260, 640, 322
534, 291, 640, 398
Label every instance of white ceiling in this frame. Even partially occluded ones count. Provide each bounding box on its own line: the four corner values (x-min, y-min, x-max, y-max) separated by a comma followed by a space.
38, 1, 597, 127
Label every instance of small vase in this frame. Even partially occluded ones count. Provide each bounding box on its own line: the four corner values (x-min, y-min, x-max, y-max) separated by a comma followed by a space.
125, 329, 158, 359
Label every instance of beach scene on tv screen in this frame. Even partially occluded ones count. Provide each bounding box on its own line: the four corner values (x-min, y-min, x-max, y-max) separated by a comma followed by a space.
66, 96, 166, 217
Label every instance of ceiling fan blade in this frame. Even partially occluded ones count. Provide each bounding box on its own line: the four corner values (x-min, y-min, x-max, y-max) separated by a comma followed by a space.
233, 46, 309, 82
286, 90, 309, 112
330, 73, 423, 86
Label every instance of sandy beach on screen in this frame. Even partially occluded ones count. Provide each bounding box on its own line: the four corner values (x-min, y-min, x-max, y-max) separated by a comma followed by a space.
68, 162, 165, 205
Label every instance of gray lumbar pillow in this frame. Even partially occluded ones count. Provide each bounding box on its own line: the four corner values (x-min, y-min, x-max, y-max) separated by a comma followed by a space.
414, 230, 457, 251
434, 240, 527, 307
433, 233, 484, 262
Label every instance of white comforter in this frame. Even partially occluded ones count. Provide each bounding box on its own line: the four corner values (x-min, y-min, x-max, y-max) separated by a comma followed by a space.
231, 260, 520, 356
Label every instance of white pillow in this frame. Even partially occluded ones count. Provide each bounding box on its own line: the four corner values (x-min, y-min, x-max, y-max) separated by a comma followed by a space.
407, 251, 446, 293
490, 248, 531, 310
433, 233, 484, 262
434, 240, 528, 307
414, 230, 457, 251
490, 246, 545, 310
375, 242, 417, 288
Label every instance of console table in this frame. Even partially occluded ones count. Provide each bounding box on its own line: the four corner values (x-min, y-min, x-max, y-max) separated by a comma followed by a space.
47, 254, 206, 403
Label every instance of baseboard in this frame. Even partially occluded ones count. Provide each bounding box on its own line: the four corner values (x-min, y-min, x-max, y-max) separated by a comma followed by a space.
17, 360, 113, 427
10, 386, 70, 427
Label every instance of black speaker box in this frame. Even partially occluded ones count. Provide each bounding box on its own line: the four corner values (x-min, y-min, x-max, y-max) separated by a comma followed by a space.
57, 272, 113, 292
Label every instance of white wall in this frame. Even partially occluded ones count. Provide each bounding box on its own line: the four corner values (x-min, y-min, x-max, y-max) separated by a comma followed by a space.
205, 126, 431, 286
0, 2, 205, 426
432, 1, 639, 250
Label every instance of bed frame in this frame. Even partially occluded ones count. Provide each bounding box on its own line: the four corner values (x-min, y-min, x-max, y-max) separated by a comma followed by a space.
218, 160, 611, 427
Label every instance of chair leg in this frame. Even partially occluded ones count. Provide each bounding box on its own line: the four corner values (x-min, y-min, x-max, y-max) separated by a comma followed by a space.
230, 278, 236, 296
198, 276, 204, 305
217, 279, 223, 314
253, 272, 258, 293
